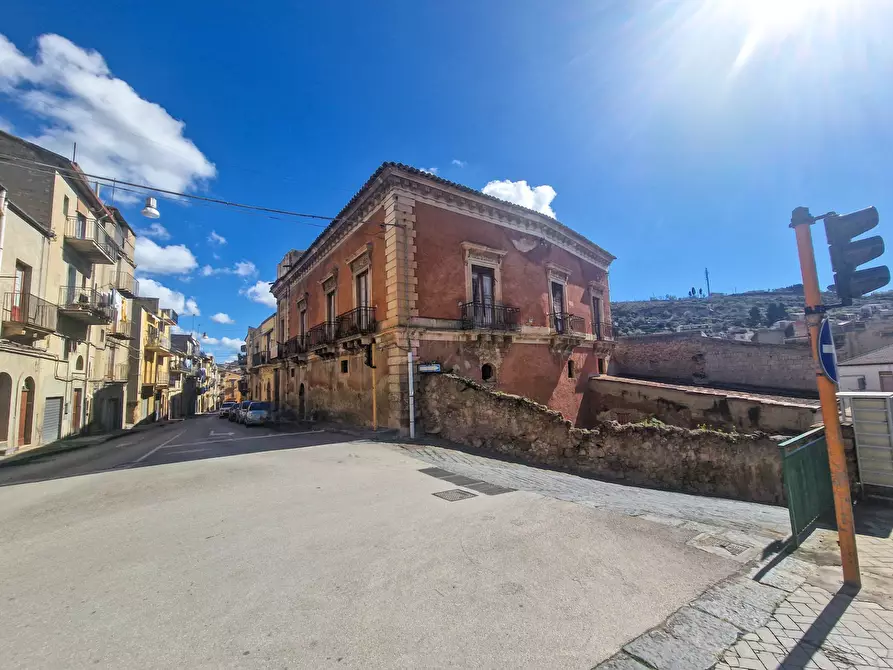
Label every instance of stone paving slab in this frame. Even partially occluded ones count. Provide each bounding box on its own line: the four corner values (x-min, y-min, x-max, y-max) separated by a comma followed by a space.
398, 443, 791, 540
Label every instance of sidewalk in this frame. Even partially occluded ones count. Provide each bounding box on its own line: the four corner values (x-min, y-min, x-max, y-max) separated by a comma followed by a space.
0, 419, 176, 468
393, 441, 893, 670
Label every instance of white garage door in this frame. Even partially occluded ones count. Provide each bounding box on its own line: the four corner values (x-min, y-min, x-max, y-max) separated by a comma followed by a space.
41, 397, 63, 444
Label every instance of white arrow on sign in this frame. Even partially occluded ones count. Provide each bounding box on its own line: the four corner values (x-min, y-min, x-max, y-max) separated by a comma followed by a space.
209, 430, 234, 437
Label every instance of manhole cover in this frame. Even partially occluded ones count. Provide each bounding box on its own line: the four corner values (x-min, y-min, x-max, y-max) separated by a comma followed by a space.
432, 489, 477, 502
688, 533, 752, 558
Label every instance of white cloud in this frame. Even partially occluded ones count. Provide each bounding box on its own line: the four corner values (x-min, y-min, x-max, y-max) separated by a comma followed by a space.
451, 159, 467, 168
135, 237, 198, 275
419, 166, 438, 175
200, 260, 256, 277
138, 277, 200, 316
211, 312, 234, 324
220, 336, 244, 350
135, 222, 170, 240
234, 261, 256, 277
482, 179, 557, 218
208, 230, 226, 245
240, 280, 276, 307
0, 33, 215, 194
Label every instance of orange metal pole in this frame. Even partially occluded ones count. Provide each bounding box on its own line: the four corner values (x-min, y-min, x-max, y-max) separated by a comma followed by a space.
792, 212, 861, 588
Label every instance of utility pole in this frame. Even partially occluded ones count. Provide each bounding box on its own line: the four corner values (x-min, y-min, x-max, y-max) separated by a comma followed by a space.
704, 267, 711, 297
789, 205, 889, 588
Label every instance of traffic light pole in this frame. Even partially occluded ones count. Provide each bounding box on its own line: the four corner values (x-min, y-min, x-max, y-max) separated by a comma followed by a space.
791, 207, 861, 588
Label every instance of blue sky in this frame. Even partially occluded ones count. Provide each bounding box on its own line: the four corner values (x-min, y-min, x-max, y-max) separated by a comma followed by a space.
1, 1, 892, 358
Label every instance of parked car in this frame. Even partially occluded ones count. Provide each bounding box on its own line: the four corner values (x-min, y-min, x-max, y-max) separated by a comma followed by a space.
244, 401, 272, 427
229, 400, 249, 422
219, 401, 237, 419
235, 400, 253, 424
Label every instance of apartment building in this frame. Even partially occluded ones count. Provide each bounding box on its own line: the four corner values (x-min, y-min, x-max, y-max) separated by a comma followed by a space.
196, 351, 218, 413
245, 314, 278, 405
127, 298, 177, 424
271, 163, 615, 431
0, 132, 139, 452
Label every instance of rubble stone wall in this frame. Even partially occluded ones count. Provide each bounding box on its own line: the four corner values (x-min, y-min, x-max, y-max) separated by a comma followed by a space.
420, 373, 785, 504
610, 332, 817, 396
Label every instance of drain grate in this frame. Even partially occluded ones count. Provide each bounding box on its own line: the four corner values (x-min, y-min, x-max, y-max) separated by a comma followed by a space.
464, 482, 514, 496
419, 467, 454, 478
419, 468, 515, 495
432, 489, 478, 502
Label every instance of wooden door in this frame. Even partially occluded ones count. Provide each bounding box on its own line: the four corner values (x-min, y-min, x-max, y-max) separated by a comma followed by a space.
72, 389, 83, 433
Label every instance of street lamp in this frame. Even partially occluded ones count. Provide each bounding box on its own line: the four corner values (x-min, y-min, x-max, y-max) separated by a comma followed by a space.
141, 196, 160, 219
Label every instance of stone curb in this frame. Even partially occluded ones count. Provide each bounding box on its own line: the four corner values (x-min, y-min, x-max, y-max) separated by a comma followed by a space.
0, 419, 177, 469
594, 552, 816, 670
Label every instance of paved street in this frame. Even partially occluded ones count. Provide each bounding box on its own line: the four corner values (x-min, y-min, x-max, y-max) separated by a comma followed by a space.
0, 417, 743, 669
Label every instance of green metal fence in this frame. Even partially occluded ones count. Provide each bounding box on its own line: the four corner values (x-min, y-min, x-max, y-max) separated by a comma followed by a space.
779, 426, 835, 546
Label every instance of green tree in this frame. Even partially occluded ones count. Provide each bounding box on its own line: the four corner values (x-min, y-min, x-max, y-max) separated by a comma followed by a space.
748, 305, 762, 327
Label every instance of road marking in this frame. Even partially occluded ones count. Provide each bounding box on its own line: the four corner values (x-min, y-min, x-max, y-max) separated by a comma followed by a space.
131, 429, 187, 464
164, 430, 325, 449
209, 430, 234, 437
165, 448, 209, 455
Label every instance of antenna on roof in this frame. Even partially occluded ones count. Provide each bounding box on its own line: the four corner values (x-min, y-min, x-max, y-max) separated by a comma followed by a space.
72, 142, 77, 163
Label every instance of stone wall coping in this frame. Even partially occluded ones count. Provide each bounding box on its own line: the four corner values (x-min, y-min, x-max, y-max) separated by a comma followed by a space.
594, 375, 821, 409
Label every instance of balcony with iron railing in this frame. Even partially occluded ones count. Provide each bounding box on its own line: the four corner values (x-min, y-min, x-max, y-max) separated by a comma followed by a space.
105, 361, 128, 383
282, 334, 308, 358
114, 269, 138, 298
144, 329, 172, 353
160, 308, 178, 326
2, 292, 58, 339
108, 316, 134, 340
154, 368, 170, 387
251, 351, 272, 367
307, 321, 338, 350
549, 312, 585, 336
58, 286, 115, 325
593, 319, 614, 341
335, 306, 377, 339
459, 302, 520, 332
64, 215, 118, 264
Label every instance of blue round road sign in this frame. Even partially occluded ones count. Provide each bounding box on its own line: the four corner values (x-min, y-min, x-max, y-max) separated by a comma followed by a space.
818, 318, 839, 385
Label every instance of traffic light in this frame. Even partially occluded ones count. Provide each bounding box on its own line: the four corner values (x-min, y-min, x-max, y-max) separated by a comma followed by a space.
824, 206, 889, 305
364, 343, 375, 368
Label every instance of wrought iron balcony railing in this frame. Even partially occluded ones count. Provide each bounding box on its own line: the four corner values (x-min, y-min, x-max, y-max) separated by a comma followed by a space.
251, 351, 271, 367
307, 321, 338, 349
550, 312, 585, 336
105, 362, 128, 382
593, 319, 614, 340
145, 330, 171, 351
2, 292, 58, 333
336, 306, 377, 338
154, 369, 170, 386
460, 301, 520, 331
115, 269, 138, 298
282, 335, 308, 358
58, 286, 115, 323
64, 215, 119, 263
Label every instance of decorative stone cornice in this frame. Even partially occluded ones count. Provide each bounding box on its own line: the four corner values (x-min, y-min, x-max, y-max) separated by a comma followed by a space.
272, 165, 614, 295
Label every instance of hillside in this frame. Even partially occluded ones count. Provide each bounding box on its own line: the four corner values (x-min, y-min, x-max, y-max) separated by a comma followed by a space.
610, 286, 893, 337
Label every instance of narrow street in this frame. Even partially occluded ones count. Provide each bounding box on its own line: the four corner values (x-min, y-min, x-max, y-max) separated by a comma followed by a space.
0, 418, 751, 669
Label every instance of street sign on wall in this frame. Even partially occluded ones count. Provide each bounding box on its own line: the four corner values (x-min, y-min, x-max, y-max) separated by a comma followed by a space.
818, 318, 839, 385
418, 363, 442, 373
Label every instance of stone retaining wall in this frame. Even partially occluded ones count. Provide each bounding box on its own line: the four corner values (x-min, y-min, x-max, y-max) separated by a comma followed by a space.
588, 376, 820, 435
421, 374, 785, 504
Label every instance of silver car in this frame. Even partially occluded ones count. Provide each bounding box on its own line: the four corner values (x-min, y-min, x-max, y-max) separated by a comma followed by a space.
244, 401, 271, 426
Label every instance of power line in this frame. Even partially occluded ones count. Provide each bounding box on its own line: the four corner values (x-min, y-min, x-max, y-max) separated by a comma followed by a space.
0, 151, 339, 224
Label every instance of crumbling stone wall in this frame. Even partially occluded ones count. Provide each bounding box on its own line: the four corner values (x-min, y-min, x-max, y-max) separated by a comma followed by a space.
610, 332, 817, 396
588, 376, 820, 435
421, 373, 785, 504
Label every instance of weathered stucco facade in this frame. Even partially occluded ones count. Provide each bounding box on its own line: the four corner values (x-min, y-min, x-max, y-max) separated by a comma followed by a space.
272, 163, 616, 432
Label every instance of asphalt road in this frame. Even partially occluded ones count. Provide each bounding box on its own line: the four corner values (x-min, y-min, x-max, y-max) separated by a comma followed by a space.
0, 418, 741, 669
0, 414, 347, 487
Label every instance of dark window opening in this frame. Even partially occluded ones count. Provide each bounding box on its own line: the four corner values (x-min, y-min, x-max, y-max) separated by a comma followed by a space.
481, 363, 494, 381
75, 355, 84, 371
340, 359, 349, 374
598, 358, 606, 375
567, 360, 575, 379
290, 368, 295, 378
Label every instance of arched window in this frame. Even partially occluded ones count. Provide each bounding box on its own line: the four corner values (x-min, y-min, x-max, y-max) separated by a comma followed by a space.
0, 373, 12, 443
75, 356, 84, 371
567, 360, 576, 379
481, 363, 494, 381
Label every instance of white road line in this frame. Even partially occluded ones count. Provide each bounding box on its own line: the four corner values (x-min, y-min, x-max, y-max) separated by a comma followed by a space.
131, 429, 187, 464
165, 448, 209, 455
163, 429, 326, 449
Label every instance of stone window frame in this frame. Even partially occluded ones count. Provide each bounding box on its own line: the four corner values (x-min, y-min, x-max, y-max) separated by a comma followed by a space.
461, 241, 507, 305
588, 280, 607, 328
347, 243, 373, 310
320, 270, 339, 323
546, 262, 572, 315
